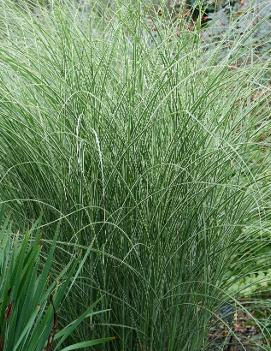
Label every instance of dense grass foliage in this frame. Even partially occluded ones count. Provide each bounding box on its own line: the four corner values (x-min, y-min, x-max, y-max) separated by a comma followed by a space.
0, 1, 270, 350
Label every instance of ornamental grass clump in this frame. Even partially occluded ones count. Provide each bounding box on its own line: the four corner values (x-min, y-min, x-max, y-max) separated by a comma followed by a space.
0, 1, 270, 350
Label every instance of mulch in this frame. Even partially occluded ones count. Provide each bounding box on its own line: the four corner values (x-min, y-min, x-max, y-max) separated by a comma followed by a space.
208, 306, 268, 351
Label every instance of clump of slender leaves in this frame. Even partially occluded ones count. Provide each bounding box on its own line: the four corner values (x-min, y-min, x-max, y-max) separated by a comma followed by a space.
0, 0, 270, 350
0, 219, 114, 351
